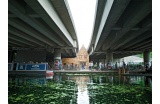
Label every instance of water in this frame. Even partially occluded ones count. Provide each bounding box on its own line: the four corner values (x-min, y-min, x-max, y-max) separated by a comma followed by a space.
8, 74, 152, 104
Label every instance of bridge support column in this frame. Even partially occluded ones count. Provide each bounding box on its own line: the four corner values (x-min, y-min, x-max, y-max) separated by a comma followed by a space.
54, 48, 62, 70
106, 52, 113, 69
143, 51, 150, 71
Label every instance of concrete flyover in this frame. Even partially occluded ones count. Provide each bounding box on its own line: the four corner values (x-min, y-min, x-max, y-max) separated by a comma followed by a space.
88, 0, 152, 61
8, 0, 79, 61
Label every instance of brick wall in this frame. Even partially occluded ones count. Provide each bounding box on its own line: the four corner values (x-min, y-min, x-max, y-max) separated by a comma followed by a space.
62, 45, 89, 69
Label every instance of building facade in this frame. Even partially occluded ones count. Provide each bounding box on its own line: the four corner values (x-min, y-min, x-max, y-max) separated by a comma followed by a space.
62, 45, 89, 70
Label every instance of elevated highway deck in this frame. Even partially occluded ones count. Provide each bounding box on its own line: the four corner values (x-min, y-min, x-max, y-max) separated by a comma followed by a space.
88, 0, 152, 60
8, 0, 79, 58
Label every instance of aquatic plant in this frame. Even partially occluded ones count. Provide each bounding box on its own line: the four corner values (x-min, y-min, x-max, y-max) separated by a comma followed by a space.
8, 80, 78, 104
87, 83, 152, 104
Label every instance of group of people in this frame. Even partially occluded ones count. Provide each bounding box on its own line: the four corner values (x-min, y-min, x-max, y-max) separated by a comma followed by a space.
89, 60, 151, 71
63, 63, 79, 70
61, 63, 86, 70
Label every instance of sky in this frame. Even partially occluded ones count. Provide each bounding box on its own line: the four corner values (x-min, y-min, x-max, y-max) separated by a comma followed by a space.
67, 0, 97, 49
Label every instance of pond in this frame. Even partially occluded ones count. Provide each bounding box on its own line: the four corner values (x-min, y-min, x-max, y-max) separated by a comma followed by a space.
8, 73, 152, 104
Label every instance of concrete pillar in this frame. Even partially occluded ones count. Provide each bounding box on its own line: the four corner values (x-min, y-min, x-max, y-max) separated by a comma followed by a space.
106, 52, 113, 69
54, 48, 62, 70
143, 51, 150, 71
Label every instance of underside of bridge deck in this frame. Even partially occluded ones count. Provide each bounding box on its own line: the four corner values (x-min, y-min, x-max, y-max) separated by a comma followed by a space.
8, 0, 79, 58
88, 0, 152, 59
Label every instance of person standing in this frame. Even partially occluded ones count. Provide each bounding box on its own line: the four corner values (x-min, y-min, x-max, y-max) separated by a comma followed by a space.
115, 62, 118, 69
123, 61, 126, 69
99, 63, 101, 71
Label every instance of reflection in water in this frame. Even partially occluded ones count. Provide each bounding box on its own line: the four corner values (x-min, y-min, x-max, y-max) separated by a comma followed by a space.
129, 76, 144, 85
9, 76, 46, 86
75, 76, 90, 104
54, 74, 62, 82
145, 76, 152, 87
8, 74, 152, 104
9, 75, 78, 104
46, 75, 53, 80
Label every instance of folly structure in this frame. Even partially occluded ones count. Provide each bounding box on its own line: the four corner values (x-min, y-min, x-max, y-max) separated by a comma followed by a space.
62, 45, 89, 70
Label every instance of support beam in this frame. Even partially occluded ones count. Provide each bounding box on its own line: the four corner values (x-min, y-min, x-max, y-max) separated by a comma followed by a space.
12, 47, 45, 51
8, 1, 64, 46
9, 26, 45, 47
123, 31, 152, 49
50, 0, 77, 40
131, 42, 152, 50
88, 0, 107, 50
111, 20, 152, 50
94, 0, 115, 50
24, 0, 74, 46
93, 50, 142, 54
29, 18, 64, 46
9, 33, 39, 47
135, 45, 152, 51
72, 49, 77, 57
140, 47, 152, 51
103, 0, 152, 51
128, 38, 151, 50
89, 45, 94, 55
64, 49, 72, 56
8, 42, 23, 47
8, 18, 56, 46
9, 39, 30, 47
61, 49, 69, 58
112, 26, 141, 31
94, 0, 131, 51
101, 30, 116, 50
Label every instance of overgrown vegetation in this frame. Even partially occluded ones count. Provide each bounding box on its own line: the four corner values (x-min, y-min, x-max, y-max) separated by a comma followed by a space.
8, 80, 78, 104
87, 83, 152, 104
8, 75, 152, 104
